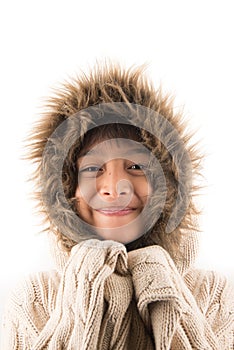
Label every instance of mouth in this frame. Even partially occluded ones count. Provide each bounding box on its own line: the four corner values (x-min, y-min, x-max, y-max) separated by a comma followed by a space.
95, 207, 137, 216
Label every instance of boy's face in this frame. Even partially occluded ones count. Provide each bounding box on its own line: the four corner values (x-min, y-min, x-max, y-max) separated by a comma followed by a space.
75, 138, 152, 244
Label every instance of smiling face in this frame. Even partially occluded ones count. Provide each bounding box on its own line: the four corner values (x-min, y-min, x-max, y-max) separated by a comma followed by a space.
75, 138, 152, 244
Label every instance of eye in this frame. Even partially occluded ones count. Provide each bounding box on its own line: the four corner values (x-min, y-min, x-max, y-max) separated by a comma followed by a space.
80, 166, 103, 173
129, 164, 146, 170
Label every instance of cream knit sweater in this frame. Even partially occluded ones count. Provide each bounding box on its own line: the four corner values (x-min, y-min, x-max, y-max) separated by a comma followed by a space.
1, 237, 234, 349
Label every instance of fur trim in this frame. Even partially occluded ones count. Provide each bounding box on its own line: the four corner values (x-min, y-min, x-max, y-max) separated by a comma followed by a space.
26, 62, 202, 264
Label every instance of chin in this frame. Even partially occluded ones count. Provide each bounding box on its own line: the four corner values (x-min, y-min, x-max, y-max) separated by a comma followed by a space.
95, 226, 143, 244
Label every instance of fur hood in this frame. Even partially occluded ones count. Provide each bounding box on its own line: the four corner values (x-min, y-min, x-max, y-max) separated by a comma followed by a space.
28, 62, 201, 273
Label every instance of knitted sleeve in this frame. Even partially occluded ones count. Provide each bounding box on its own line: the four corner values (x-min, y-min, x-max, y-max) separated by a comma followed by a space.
1, 239, 130, 350
128, 245, 234, 350
184, 268, 234, 348
2, 241, 233, 349
1, 270, 60, 350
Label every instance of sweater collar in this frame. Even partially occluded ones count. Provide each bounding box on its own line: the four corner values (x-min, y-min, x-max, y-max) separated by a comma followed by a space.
48, 231, 199, 276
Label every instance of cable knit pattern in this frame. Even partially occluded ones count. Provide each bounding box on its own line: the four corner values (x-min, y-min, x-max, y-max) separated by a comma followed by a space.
1, 239, 234, 349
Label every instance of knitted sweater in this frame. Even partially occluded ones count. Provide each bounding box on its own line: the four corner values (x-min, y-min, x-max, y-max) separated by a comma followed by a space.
1, 237, 234, 350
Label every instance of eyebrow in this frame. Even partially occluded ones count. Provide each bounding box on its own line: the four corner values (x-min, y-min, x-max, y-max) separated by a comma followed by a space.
78, 147, 150, 158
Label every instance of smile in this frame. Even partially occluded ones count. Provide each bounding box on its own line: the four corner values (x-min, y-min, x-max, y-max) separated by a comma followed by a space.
96, 207, 136, 216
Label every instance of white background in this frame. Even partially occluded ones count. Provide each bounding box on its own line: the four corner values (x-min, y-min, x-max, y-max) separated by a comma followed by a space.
1, 0, 234, 338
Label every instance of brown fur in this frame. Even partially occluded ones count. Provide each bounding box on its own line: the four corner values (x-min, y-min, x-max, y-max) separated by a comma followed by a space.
26, 62, 202, 262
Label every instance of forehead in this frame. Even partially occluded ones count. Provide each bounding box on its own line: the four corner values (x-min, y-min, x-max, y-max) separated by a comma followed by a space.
77, 122, 143, 157
78, 138, 150, 160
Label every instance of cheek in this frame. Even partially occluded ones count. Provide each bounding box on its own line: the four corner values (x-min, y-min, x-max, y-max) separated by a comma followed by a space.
74, 186, 82, 201
74, 186, 91, 222
137, 178, 152, 199
75, 180, 96, 205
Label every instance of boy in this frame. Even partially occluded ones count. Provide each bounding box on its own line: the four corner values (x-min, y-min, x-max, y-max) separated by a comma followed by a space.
1, 63, 234, 349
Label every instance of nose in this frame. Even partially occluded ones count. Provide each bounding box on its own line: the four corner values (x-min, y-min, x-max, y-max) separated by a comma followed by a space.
98, 164, 133, 199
